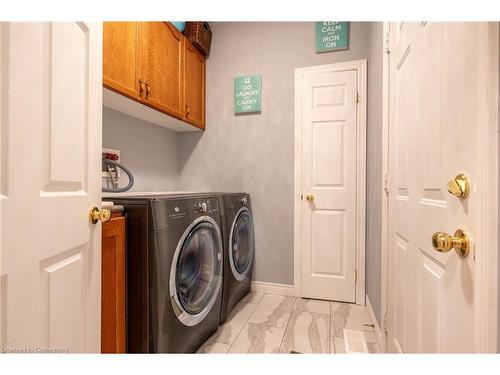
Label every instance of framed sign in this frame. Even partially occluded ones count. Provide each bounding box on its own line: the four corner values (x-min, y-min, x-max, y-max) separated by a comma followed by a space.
315, 22, 349, 53
234, 75, 262, 114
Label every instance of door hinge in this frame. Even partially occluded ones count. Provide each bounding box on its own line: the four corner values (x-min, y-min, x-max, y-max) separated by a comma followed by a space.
355, 270, 358, 284
383, 311, 389, 333
356, 92, 360, 103
384, 172, 390, 194
300, 194, 303, 201
385, 32, 390, 54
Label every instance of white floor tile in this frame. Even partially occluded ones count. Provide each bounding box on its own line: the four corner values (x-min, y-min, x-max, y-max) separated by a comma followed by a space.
332, 337, 346, 354
241, 291, 264, 305
197, 293, 381, 355
280, 309, 330, 354
293, 298, 330, 314
197, 342, 231, 354
248, 294, 295, 328
331, 302, 372, 338
228, 322, 285, 354
209, 301, 257, 345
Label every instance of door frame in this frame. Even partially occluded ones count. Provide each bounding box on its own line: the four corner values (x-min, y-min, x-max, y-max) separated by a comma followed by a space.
380, 22, 499, 353
379, 21, 391, 353
293, 60, 367, 305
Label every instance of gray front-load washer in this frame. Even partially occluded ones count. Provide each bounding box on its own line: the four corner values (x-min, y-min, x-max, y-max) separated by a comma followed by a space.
109, 193, 223, 353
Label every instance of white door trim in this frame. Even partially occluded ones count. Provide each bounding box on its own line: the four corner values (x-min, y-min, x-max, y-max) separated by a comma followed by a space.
294, 59, 367, 305
379, 21, 391, 353
380, 22, 499, 353
473, 22, 498, 353
366, 294, 384, 351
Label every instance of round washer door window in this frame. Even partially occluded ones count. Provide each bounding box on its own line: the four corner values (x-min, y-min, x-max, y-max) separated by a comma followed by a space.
170, 216, 222, 326
229, 207, 254, 281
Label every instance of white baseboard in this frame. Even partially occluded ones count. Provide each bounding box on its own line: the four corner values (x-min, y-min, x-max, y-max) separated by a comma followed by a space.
366, 294, 384, 352
251, 281, 297, 297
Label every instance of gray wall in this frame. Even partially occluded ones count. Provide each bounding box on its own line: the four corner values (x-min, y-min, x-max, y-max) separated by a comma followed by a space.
366, 22, 384, 325
102, 23, 384, 304
102, 107, 181, 192
177, 22, 373, 285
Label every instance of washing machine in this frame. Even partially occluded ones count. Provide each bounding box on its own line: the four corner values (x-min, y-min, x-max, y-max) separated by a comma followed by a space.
109, 193, 223, 353
218, 192, 255, 324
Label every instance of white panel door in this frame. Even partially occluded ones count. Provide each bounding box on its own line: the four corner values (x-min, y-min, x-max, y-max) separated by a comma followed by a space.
299, 64, 364, 302
387, 22, 494, 353
0, 22, 102, 353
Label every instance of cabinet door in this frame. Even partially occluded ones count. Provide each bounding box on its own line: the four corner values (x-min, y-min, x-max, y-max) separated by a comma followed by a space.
183, 39, 206, 129
101, 215, 126, 354
140, 22, 184, 119
103, 22, 140, 99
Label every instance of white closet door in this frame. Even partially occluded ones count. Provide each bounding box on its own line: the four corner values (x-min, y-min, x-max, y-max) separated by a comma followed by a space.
298, 63, 364, 303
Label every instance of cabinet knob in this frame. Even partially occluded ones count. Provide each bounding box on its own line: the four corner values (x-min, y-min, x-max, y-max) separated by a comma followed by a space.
138, 80, 145, 98
185, 105, 190, 117
145, 83, 151, 99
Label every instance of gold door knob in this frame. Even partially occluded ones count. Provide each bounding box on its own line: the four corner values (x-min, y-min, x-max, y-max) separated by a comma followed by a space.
447, 173, 470, 199
305, 194, 314, 202
89, 207, 111, 224
431, 229, 470, 258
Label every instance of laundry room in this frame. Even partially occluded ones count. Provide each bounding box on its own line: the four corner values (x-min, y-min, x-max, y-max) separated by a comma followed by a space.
2, 2, 499, 368
100, 21, 383, 354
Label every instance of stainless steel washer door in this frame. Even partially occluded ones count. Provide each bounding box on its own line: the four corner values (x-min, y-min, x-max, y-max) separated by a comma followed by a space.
169, 216, 223, 326
228, 207, 255, 281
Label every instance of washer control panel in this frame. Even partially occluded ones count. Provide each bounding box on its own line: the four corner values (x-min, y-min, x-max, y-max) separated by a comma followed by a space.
197, 202, 208, 213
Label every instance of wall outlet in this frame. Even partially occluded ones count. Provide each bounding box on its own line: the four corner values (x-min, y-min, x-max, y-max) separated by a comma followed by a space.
102, 147, 120, 178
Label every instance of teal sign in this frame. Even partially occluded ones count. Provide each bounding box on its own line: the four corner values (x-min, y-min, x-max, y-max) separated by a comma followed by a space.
315, 22, 349, 53
234, 75, 262, 114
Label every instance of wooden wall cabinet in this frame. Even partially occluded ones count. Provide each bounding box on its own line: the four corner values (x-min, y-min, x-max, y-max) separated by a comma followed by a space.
140, 22, 184, 119
101, 213, 126, 354
183, 39, 206, 129
103, 22, 140, 101
103, 22, 206, 130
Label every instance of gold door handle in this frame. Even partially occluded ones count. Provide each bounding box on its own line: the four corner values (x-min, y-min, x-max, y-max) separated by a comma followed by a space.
305, 194, 314, 202
145, 83, 151, 99
447, 173, 470, 199
431, 229, 470, 258
89, 207, 111, 224
138, 80, 145, 98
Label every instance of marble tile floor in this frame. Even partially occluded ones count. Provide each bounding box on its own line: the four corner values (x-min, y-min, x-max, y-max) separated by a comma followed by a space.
197, 292, 382, 354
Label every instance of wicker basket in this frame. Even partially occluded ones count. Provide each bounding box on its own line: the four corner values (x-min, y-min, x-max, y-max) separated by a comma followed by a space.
184, 22, 212, 57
